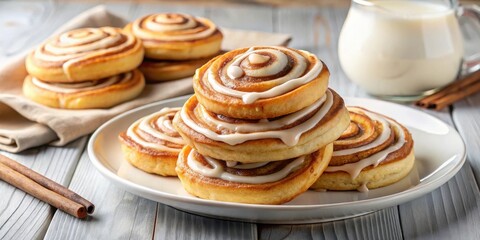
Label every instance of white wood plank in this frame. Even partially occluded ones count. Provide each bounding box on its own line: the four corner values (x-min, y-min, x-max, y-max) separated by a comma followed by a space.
0, 137, 86, 240
44, 149, 157, 240
260, 208, 402, 240
453, 95, 480, 183
275, 7, 317, 50
399, 164, 480, 239
0, 1, 99, 239
154, 204, 256, 240
0, 1, 52, 58
131, 3, 207, 20
396, 83, 480, 238
103, 2, 135, 21
207, 4, 274, 32
1, 1, 99, 58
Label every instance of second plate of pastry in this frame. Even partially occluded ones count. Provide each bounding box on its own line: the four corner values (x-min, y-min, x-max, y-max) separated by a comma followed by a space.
88, 46, 466, 223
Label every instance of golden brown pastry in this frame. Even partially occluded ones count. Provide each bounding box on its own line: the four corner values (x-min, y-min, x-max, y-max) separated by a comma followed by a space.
119, 107, 185, 176
193, 46, 329, 119
173, 89, 349, 163
311, 107, 415, 192
176, 144, 333, 204
139, 56, 214, 82
26, 27, 144, 82
126, 13, 223, 60
22, 69, 145, 109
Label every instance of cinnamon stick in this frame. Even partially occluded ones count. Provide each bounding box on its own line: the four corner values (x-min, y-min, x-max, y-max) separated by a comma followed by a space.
0, 162, 87, 219
0, 154, 94, 214
416, 70, 480, 110
0, 154, 95, 218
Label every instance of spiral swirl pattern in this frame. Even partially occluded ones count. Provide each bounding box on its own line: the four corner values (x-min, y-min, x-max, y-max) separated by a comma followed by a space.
325, 107, 413, 179
204, 46, 323, 104
126, 108, 185, 152
187, 148, 306, 184
32, 27, 139, 79
180, 89, 334, 147
32, 71, 134, 94
131, 13, 217, 41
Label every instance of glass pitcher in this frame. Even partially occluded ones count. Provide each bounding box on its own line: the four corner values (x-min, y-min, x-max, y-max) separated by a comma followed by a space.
338, 0, 480, 101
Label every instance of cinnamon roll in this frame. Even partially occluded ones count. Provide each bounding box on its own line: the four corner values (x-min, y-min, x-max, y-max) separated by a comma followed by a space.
173, 89, 350, 162
176, 143, 333, 204
26, 27, 144, 82
139, 55, 216, 82
310, 107, 415, 192
119, 107, 185, 176
22, 69, 145, 109
125, 13, 223, 60
193, 46, 329, 119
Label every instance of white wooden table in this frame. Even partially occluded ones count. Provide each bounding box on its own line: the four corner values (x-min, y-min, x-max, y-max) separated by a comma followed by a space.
1, 1, 480, 239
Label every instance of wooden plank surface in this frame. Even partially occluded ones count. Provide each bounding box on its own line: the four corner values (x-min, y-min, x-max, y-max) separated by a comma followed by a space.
0, 138, 86, 240
44, 146, 158, 240
1, 1, 480, 240
0, 1, 98, 239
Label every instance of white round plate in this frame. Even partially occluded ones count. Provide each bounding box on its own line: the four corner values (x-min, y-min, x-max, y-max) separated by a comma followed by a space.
88, 95, 466, 224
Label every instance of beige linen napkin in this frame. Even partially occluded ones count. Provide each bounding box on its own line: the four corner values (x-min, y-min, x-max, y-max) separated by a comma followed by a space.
0, 5, 291, 153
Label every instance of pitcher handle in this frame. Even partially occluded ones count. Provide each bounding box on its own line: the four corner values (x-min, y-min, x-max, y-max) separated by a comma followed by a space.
458, 4, 480, 74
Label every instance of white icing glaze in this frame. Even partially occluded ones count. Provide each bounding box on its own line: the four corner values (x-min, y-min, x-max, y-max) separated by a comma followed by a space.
48, 30, 118, 55
147, 14, 196, 31
126, 107, 184, 152
232, 162, 269, 169
199, 93, 326, 133
325, 109, 407, 180
159, 116, 176, 133
227, 66, 244, 79
224, 161, 269, 169
226, 161, 237, 167
32, 72, 132, 94
180, 90, 333, 146
34, 27, 136, 80
132, 13, 217, 41
357, 183, 369, 193
187, 148, 305, 184
248, 53, 270, 64
333, 109, 391, 156
207, 46, 322, 104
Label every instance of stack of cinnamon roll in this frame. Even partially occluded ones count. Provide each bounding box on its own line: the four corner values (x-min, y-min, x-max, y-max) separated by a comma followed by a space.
23, 13, 224, 108
125, 13, 223, 82
23, 27, 145, 109
172, 46, 351, 204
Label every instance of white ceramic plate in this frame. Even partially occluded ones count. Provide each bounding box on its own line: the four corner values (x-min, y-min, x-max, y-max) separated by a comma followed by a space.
88, 95, 466, 224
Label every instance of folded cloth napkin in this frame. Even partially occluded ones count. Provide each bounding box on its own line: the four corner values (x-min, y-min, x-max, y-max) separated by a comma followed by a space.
0, 5, 291, 153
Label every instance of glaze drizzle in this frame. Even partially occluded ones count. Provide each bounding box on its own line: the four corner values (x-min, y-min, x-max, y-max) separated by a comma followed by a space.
180, 90, 334, 146
205, 46, 323, 104
32, 72, 132, 94
127, 107, 185, 152
132, 13, 217, 41
187, 148, 305, 184
325, 107, 408, 179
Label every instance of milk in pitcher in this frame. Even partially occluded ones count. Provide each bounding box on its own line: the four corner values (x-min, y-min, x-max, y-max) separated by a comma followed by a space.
338, 0, 463, 97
